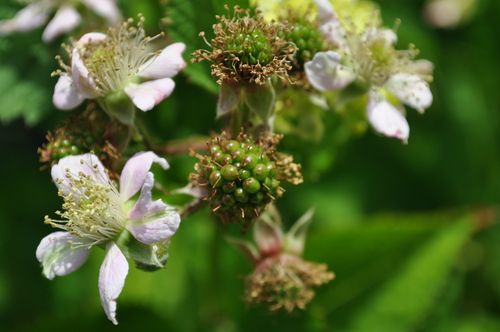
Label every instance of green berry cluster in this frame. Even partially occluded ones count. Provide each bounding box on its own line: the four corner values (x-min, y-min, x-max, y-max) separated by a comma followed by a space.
38, 108, 120, 170
226, 28, 273, 66
191, 134, 283, 230
279, 21, 324, 67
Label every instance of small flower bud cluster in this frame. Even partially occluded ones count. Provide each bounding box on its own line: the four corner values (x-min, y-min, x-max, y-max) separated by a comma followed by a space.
190, 132, 302, 230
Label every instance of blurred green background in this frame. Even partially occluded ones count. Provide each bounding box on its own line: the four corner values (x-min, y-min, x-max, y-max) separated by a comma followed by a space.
1, 0, 500, 331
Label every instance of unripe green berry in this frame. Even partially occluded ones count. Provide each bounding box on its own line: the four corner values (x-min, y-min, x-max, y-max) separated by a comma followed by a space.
209, 171, 223, 187
221, 164, 239, 181
234, 188, 249, 203
243, 177, 261, 194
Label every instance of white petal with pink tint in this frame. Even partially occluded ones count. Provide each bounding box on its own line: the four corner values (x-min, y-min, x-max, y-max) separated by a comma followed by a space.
74, 32, 108, 46
127, 199, 181, 244
51, 153, 108, 195
305, 51, 356, 91
82, 0, 122, 25
119, 151, 169, 201
385, 73, 433, 113
99, 242, 128, 325
72, 48, 102, 99
124, 78, 175, 111
53, 74, 85, 110
36, 231, 91, 280
367, 90, 409, 142
139, 42, 187, 79
42, 6, 81, 43
0, 3, 49, 34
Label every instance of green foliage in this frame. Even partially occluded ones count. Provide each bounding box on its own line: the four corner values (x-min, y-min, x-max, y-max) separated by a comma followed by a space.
1, 0, 500, 331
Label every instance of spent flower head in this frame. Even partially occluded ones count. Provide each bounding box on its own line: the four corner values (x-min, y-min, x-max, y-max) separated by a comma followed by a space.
37, 151, 181, 324
0, 0, 121, 42
52, 16, 186, 124
305, 0, 433, 142
228, 206, 334, 311
191, 6, 296, 86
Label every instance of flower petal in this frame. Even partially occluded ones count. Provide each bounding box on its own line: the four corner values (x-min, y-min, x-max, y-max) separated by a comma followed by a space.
127, 172, 154, 219
36, 231, 91, 280
74, 32, 108, 46
82, 0, 122, 25
138, 42, 186, 79
53, 74, 85, 110
119, 151, 169, 201
313, 0, 347, 51
367, 90, 410, 142
304, 51, 356, 91
385, 73, 433, 113
51, 153, 108, 195
71, 48, 102, 99
0, 4, 49, 35
42, 6, 81, 43
99, 241, 128, 325
127, 200, 181, 244
124, 78, 175, 111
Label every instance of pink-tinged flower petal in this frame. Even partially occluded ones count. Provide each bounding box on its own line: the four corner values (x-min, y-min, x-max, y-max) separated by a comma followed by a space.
138, 42, 187, 79
254, 216, 284, 258
124, 78, 175, 111
127, 200, 181, 244
82, 0, 122, 25
313, 0, 347, 51
385, 73, 433, 113
119, 151, 169, 201
127, 172, 154, 219
36, 231, 91, 280
53, 74, 85, 110
71, 47, 102, 99
52, 153, 108, 195
99, 241, 128, 325
74, 32, 108, 46
367, 90, 410, 143
0, 4, 49, 35
42, 6, 81, 43
305, 51, 356, 91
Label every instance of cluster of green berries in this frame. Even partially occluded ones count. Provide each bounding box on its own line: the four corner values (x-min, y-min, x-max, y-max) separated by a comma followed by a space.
279, 20, 324, 68
38, 108, 120, 170
192, 134, 283, 230
226, 28, 274, 66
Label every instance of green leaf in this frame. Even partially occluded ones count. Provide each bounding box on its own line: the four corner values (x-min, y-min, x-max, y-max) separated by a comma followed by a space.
165, 0, 219, 93
343, 216, 472, 332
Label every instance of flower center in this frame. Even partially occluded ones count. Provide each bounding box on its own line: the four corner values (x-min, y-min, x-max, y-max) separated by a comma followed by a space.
75, 17, 157, 95
45, 161, 127, 248
344, 22, 419, 87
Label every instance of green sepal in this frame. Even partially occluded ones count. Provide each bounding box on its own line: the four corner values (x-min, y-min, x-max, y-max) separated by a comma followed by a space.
115, 230, 169, 271
217, 81, 239, 119
243, 80, 276, 126
99, 90, 136, 125
335, 80, 369, 106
